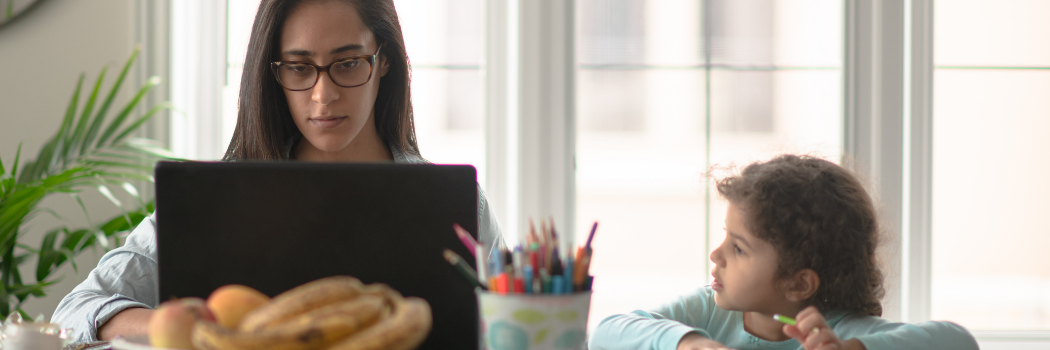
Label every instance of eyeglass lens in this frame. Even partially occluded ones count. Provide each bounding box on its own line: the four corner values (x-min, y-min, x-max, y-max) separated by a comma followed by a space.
277, 58, 372, 90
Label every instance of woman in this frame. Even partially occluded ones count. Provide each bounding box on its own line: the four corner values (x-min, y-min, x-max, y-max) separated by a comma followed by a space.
52, 0, 503, 342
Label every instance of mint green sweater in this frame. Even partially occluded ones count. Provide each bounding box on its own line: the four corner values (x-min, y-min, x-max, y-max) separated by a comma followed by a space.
589, 287, 977, 350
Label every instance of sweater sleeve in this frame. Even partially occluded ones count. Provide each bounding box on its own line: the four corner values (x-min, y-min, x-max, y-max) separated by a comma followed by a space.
50, 215, 160, 342
835, 315, 978, 350
588, 288, 718, 350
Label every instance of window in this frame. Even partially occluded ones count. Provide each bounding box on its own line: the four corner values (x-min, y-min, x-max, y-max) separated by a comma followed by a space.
575, 0, 843, 329
395, 0, 487, 184
930, 0, 1050, 331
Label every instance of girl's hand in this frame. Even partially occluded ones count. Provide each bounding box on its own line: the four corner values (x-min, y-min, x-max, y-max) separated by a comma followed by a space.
782, 306, 866, 350
677, 332, 736, 350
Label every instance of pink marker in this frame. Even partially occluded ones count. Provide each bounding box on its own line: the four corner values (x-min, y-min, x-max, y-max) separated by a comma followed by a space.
453, 223, 478, 257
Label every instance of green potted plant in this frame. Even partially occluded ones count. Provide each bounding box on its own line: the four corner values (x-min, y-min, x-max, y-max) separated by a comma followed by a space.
0, 46, 176, 318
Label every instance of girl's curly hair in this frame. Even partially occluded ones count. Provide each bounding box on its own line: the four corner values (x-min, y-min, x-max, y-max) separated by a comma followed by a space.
716, 155, 885, 316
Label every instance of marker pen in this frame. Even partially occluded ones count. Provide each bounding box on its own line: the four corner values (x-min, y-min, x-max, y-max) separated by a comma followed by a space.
773, 314, 796, 325
523, 264, 534, 293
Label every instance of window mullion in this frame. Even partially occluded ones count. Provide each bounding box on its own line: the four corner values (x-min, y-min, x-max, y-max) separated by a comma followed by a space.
485, 0, 516, 242
905, 0, 934, 324
517, 0, 576, 248
844, 0, 906, 322
170, 0, 227, 160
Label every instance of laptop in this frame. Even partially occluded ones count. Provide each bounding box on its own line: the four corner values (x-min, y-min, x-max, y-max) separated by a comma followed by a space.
154, 161, 480, 349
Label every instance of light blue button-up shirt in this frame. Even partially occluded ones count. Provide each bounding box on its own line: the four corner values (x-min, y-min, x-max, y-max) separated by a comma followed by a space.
51, 146, 505, 342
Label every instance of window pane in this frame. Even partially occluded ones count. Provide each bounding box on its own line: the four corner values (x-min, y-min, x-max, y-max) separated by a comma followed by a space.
709, 70, 843, 164
396, 0, 485, 183
935, 0, 1050, 67
577, 68, 710, 329
771, 0, 843, 67
577, 0, 709, 331
225, 0, 264, 154
710, 0, 842, 67
931, 70, 1050, 330
576, 0, 842, 331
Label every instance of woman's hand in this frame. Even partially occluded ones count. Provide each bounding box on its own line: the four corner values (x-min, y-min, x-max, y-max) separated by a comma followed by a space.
677, 332, 736, 350
782, 306, 866, 350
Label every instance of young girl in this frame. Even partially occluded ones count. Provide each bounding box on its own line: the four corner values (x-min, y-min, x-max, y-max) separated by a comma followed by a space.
589, 155, 977, 350
52, 0, 503, 342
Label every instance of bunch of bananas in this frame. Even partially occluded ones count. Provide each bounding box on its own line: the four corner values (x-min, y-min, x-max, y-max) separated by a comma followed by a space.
189, 276, 432, 350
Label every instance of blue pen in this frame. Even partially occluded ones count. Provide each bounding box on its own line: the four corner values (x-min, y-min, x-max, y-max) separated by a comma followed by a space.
551, 275, 564, 295
523, 264, 534, 293
490, 247, 503, 282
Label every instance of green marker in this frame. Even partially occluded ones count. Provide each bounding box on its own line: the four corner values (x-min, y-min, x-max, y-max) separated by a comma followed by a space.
773, 314, 796, 325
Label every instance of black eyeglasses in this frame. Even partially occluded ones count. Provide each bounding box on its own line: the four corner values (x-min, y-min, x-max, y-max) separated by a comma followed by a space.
271, 43, 383, 91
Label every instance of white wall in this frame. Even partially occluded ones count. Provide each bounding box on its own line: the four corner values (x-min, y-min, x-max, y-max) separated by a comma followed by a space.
0, 0, 163, 320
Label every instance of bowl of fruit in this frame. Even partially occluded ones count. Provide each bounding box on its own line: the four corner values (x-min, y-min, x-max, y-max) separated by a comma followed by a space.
136, 276, 432, 350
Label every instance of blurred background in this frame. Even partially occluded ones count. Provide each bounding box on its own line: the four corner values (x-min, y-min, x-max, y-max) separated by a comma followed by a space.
1, 0, 1048, 348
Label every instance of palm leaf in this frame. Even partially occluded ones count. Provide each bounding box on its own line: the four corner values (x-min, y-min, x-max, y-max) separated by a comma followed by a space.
17, 75, 84, 184
69, 193, 91, 228
82, 160, 153, 172
110, 101, 171, 145
11, 142, 21, 180
96, 76, 161, 148
1, 47, 173, 318
88, 152, 150, 162
114, 140, 179, 159
35, 229, 61, 282
0, 283, 9, 317
81, 46, 140, 154
68, 68, 108, 161
0, 187, 46, 244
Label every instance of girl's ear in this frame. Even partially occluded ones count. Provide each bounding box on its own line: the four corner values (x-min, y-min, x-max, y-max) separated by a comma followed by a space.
783, 269, 820, 302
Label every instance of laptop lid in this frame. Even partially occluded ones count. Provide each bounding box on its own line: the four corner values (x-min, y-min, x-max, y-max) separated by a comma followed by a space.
154, 161, 480, 349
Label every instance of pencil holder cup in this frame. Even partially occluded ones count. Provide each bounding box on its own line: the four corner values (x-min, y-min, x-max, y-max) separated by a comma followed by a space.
476, 290, 592, 350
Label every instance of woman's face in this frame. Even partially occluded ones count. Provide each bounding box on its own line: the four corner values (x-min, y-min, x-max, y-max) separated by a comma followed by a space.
279, 0, 388, 154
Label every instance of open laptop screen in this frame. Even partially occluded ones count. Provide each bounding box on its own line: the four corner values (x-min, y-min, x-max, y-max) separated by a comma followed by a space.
154, 161, 479, 349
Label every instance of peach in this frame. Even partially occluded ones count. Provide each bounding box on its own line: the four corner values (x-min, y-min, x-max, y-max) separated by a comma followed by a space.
206, 284, 271, 329
149, 297, 215, 349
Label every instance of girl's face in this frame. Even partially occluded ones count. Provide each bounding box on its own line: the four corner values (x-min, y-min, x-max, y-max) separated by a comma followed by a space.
709, 203, 790, 313
279, 0, 388, 155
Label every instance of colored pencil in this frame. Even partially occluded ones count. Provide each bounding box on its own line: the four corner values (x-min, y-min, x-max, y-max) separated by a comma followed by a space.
452, 223, 478, 257
443, 249, 484, 289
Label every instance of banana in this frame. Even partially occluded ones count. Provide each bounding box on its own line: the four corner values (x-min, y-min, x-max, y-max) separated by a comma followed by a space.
240, 276, 365, 332
192, 295, 385, 350
356, 283, 403, 307
326, 297, 433, 350
194, 320, 318, 350
275, 294, 386, 337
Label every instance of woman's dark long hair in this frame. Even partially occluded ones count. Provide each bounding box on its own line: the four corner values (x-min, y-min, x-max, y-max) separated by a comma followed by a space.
223, 0, 419, 160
